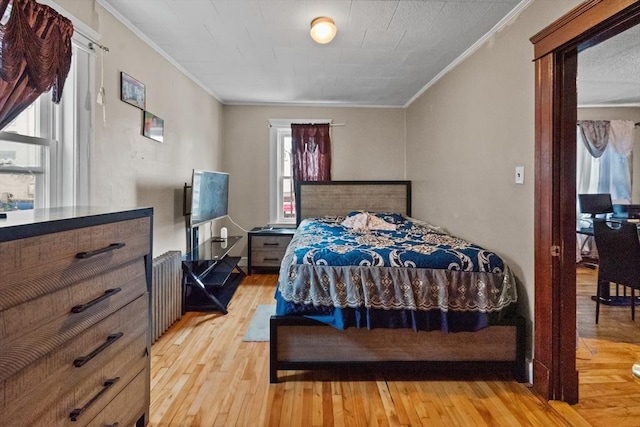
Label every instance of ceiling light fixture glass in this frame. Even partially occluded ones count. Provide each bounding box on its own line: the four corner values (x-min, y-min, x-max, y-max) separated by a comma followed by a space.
310, 17, 337, 44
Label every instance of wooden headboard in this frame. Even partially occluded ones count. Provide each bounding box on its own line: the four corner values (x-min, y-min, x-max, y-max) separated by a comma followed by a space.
295, 181, 411, 225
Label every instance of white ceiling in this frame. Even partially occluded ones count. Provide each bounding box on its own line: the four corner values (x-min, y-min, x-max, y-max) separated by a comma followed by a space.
578, 24, 640, 107
98, 0, 525, 107
97, 0, 640, 108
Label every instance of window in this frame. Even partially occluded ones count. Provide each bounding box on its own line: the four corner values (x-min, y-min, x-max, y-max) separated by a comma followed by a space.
269, 118, 332, 224
0, 94, 55, 212
0, 28, 96, 212
277, 128, 294, 222
268, 120, 295, 224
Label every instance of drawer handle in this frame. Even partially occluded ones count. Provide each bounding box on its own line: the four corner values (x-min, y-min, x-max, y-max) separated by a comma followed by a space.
264, 258, 280, 261
70, 288, 121, 313
69, 377, 120, 422
73, 332, 124, 367
263, 242, 280, 246
105, 424, 120, 427
76, 242, 126, 259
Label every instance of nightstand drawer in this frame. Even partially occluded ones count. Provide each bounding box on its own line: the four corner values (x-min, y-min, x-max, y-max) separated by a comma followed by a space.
251, 235, 293, 249
251, 250, 287, 267
248, 229, 295, 273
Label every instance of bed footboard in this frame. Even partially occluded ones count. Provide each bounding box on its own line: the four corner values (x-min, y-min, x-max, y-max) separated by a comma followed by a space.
269, 315, 527, 383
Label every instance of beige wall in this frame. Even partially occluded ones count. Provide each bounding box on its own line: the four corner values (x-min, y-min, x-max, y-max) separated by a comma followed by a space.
578, 107, 640, 202
405, 0, 581, 329
222, 105, 406, 238
53, 0, 224, 256
52, 0, 614, 340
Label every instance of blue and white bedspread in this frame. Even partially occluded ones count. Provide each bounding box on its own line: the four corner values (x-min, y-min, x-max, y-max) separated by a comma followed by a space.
275, 212, 518, 332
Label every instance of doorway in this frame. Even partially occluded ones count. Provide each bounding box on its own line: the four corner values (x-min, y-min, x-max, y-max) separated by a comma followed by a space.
531, 0, 640, 403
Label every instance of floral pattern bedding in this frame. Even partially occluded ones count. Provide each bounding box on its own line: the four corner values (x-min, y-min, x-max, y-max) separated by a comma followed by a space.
275, 212, 518, 332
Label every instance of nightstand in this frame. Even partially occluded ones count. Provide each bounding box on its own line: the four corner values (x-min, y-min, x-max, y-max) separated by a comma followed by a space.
247, 227, 295, 274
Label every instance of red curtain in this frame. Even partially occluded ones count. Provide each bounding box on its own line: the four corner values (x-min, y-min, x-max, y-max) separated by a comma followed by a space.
0, 0, 74, 129
291, 123, 331, 182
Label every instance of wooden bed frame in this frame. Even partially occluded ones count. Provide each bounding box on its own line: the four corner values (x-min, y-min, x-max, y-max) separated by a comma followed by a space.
270, 180, 526, 383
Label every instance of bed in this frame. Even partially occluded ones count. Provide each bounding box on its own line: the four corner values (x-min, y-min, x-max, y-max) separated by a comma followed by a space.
269, 181, 526, 383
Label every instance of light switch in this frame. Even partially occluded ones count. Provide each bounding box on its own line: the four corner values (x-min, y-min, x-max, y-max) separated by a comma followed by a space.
515, 166, 525, 184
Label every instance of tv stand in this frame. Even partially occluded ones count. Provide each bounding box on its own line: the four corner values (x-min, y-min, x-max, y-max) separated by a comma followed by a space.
182, 236, 244, 314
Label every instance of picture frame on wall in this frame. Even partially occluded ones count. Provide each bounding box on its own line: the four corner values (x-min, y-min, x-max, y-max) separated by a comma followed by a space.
120, 72, 145, 109
142, 110, 164, 142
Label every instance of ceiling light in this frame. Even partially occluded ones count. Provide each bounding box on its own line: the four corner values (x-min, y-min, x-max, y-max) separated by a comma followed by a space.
310, 17, 337, 44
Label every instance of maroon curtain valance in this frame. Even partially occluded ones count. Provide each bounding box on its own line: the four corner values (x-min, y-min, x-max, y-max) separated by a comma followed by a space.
291, 123, 331, 182
0, 0, 73, 129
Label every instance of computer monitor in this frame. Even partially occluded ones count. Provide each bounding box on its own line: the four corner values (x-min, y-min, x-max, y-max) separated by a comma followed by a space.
578, 193, 613, 218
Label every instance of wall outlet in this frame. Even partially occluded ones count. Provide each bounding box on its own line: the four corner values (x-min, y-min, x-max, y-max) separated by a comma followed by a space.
515, 166, 525, 184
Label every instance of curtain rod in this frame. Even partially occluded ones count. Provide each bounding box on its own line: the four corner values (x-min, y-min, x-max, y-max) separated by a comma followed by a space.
580, 120, 640, 127
88, 41, 109, 53
268, 123, 345, 128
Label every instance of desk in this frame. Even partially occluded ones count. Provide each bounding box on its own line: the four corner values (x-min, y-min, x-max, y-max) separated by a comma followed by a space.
576, 220, 640, 307
182, 236, 244, 314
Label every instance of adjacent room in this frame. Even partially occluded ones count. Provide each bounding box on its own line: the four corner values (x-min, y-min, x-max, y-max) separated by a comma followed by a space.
1, 0, 639, 426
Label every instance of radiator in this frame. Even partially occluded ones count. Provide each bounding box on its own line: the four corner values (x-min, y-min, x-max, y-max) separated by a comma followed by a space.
151, 250, 183, 343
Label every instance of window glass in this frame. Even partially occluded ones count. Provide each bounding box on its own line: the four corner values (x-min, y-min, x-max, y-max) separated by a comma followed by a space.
0, 102, 49, 212
270, 124, 296, 225
280, 133, 295, 221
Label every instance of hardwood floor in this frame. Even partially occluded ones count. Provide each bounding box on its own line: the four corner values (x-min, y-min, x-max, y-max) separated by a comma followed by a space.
149, 270, 639, 426
574, 266, 640, 426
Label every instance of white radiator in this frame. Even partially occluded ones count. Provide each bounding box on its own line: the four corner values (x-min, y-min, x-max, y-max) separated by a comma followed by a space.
151, 251, 182, 343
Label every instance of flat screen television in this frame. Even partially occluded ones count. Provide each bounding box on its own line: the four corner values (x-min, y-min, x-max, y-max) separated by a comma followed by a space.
189, 170, 229, 227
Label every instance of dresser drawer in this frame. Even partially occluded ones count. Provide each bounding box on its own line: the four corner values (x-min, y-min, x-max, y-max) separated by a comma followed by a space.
0, 294, 149, 424
86, 368, 148, 427
0, 301, 149, 426
0, 209, 151, 427
33, 356, 148, 427
0, 217, 151, 310
0, 258, 148, 382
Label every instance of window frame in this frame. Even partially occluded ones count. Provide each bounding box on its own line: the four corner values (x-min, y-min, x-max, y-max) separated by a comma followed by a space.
0, 6, 97, 212
0, 130, 56, 210
268, 118, 332, 225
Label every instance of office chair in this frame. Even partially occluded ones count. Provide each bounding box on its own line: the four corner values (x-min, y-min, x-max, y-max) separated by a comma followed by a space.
592, 220, 640, 324
577, 194, 614, 268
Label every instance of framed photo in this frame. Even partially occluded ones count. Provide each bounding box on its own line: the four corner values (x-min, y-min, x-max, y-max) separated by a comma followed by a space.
142, 110, 164, 142
120, 72, 145, 109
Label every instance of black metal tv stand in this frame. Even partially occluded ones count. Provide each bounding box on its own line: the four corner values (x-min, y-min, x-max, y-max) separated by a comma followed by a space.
182, 236, 244, 314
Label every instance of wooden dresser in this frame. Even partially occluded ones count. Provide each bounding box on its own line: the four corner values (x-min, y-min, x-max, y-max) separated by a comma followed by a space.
0, 207, 153, 426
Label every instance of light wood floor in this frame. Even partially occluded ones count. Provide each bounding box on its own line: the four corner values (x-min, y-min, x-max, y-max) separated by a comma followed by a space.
149, 269, 639, 426
574, 266, 640, 426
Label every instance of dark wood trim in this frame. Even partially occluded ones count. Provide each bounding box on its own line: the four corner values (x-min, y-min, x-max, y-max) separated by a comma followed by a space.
533, 53, 555, 400
557, 47, 579, 403
532, 0, 640, 403
530, 0, 639, 59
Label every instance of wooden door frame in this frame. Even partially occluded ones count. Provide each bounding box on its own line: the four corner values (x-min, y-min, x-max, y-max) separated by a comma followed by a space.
531, 0, 640, 403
